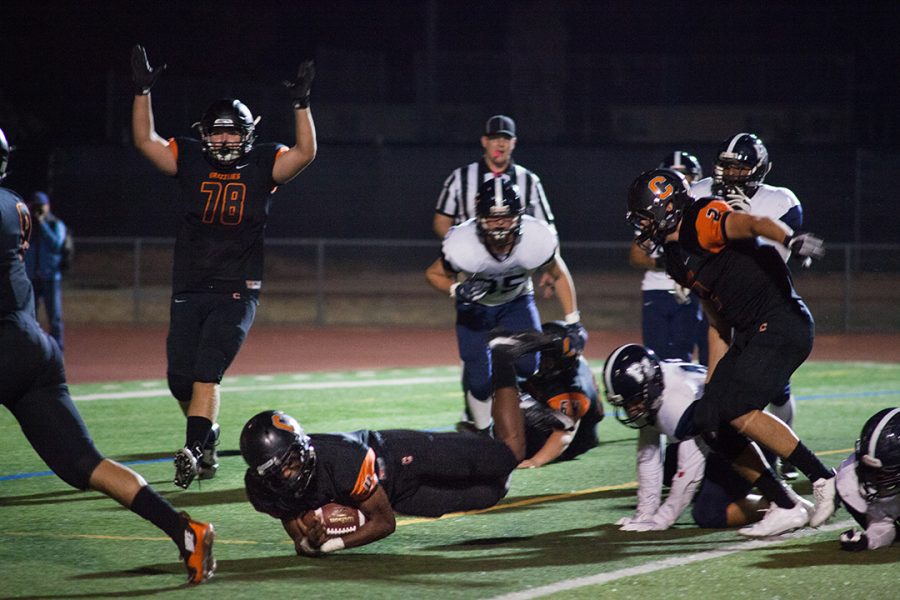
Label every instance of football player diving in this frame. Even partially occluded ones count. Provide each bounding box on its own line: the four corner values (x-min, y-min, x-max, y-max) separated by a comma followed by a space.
625, 168, 834, 537
604, 343, 803, 532
0, 127, 214, 584
130, 45, 317, 489
239, 328, 582, 555
834, 408, 900, 551
425, 176, 583, 434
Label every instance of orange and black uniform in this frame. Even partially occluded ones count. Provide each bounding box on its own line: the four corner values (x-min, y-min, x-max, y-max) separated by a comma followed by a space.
521, 356, 603, 461
1, 187, 103, 488
245, 429, 518, 520
165, 138, 286, 399
666, 197, 814, 436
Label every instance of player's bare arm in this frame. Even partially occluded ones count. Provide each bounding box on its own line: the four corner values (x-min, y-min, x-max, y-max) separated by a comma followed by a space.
542, 252, 577, 318
433, 213, 454, 239
425, 257, 457, 295
336, 487, 396, 550
273, 61, 318, 184
518, 427, 576, 469
130, 45, 177, 176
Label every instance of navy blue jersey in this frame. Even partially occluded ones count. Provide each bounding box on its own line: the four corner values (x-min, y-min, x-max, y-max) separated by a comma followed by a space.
667, 197, 802, 332
169, 138, 287, 295
0, 187, 35, 317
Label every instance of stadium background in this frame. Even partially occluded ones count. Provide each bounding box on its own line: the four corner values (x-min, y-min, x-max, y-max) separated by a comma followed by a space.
1, 1, 899, 343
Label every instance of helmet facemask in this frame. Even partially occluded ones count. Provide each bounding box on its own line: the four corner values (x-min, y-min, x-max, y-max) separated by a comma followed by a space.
475, 177, 524, 254
255, 439, 317, 498
194, 99, 259, 167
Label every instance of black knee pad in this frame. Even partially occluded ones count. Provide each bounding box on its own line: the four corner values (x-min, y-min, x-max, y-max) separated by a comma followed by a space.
167, 373, 194, 404
702, 425, 751, 459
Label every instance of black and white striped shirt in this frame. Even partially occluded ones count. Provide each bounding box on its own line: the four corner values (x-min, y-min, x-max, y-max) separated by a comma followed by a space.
435, 159, 555, 229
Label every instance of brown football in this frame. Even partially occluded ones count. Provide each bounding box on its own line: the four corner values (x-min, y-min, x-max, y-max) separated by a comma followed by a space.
301, 502, 366, 538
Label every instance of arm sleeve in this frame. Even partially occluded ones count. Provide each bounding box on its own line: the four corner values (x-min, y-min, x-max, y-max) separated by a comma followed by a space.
435, 170, 460, 217
634, 428, 664, 517
650, 438, 706, 528
41, 221, 66, 251
694, 199, 732, 253
529, 173, 555, 227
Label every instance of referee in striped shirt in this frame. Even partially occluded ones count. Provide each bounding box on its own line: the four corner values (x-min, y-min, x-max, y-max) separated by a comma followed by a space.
433, 115, 555, 238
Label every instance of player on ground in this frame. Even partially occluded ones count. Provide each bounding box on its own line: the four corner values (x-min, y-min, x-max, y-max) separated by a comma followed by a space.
692, 133, 804, 479
130, 45, 317, 489
426, 176, 582, 433
237, 328, 578, 554
625, 168, 835, 537
604, 344, 808, 532
0, 127, 214, 584
835, 407, 900, 551
516, 321, 604, 468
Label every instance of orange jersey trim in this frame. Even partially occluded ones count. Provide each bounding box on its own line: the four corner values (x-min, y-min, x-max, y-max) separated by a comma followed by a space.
546, 392, 591, 420
694, 198, 731, 253
168, 138, 179, 162
350, 448, 378, 501
274, 146, 289, 161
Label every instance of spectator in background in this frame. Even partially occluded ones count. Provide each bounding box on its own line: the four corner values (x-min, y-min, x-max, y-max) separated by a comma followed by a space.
25, 191, 67, 351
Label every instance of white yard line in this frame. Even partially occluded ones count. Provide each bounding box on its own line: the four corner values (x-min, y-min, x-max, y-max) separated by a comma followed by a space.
72, 375, 460, 401
491, 521, 853, 600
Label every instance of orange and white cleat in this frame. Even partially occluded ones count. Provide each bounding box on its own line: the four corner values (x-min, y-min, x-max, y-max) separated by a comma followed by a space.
180, 512, 216, 585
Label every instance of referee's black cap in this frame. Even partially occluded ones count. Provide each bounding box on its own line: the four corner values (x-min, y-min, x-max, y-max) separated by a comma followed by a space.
485, 115, 516, 138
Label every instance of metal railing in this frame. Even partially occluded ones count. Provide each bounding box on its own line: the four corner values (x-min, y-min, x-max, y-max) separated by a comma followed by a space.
62, 237, 900, 333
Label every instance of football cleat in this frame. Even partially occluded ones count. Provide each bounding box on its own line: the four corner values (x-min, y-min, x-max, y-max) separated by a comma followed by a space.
810, 474, 837, 527
738, 498, 811, 538
198, 423, 220, 481
180, 512, 216, 585
174, 446, 201, 489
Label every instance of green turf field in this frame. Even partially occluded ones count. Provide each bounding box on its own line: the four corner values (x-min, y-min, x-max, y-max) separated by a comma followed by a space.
2, 361, 899, 599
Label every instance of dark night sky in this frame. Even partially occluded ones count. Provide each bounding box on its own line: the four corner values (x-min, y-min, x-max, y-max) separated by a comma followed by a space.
2, 0, 899, 240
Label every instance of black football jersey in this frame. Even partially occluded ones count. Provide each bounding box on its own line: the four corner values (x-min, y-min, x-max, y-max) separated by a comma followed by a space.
0, 187, 35, 316
669, 197, 802, 332
169, 138, 287, 295
245, 430, 379, 520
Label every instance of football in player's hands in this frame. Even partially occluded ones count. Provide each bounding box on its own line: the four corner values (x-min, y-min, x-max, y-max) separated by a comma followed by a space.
301, 503, 366, 538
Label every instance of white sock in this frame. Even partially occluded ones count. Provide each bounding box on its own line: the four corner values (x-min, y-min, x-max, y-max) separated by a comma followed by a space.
466, 391, 493, 430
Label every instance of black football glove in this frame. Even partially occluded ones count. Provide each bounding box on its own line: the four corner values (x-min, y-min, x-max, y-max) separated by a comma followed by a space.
453, 279, 491, 304
283, 60, 316, 109
131, 44, 166, 96
839, 528, 868, 552
562, 322, 588, 357
785, 232, 825, 261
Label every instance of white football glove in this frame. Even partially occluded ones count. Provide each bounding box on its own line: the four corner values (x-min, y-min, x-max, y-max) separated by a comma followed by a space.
620, 517, 669, 532
725, 188, 753, 212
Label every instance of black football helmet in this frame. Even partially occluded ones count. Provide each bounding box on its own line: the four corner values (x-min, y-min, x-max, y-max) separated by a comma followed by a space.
712, 133, 771, 198
475, 176, 524, 250
855, 407, 900, 501
626, 168, 692, 254
603, 344, 664, 429
0, 127, 10, 181
240, 410, 317, 497
194, 98, 259, 166
658, 151, 703, 183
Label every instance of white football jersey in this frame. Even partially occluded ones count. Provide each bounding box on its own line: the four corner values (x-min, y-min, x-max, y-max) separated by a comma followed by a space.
691, 178, 802, 262
633, 361, 708, 527
442, 215, 557, 306
835, 454, 900, 550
